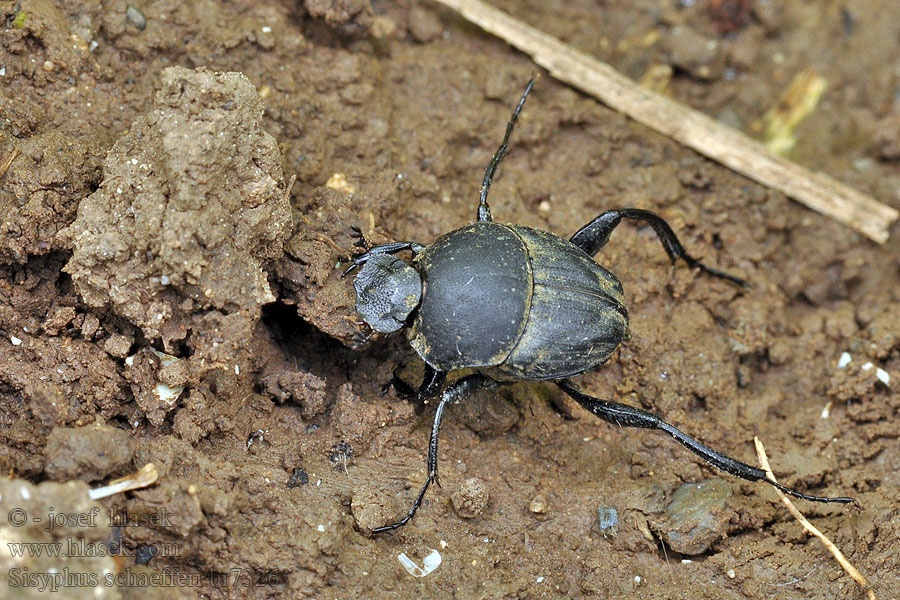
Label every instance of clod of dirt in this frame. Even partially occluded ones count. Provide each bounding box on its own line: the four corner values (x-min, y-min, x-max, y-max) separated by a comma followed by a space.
43, 421, 133, 482
458, 388, 520, 436
303, 0, 374, 37
662, 479, 733, 555
451, 477, 489, 519
408, 7, 443, 43
0, 131, 102, 263
350, 482, 401, 533
261, 370, 328, 419
60, 66, 292, 351
661, 25, 725, 80
123, 347, 187, 426
276, 187, 370, 346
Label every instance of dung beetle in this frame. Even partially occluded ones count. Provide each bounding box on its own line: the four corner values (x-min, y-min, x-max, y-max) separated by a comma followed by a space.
344, 78, 854, 533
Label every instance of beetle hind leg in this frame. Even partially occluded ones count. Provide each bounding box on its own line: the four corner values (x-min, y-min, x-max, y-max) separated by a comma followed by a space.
556, 380, 855, 506
569, 208, 749, 287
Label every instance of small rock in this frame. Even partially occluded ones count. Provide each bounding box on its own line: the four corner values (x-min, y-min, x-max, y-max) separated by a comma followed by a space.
596, 505, 619, 537
126, 6, 147, 30
529, 495, 548, 514
663, 479, 732, 555
451, 478, 488, 519
287, 468, 309, 488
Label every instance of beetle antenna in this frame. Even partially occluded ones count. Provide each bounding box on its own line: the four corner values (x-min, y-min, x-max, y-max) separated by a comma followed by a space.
477, 76, 537, 223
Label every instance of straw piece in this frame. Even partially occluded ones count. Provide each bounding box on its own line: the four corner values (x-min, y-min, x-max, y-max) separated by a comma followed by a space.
89, 463, 159, 500
433, 0, 899, 243
754, 437, 875, 600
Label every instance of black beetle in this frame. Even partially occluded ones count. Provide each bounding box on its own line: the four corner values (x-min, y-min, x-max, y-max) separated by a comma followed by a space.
344, 78, 853, 533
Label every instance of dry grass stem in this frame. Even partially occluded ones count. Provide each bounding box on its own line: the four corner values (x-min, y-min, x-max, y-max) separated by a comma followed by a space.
754, 437, 875, 600
433, 0, 899, 243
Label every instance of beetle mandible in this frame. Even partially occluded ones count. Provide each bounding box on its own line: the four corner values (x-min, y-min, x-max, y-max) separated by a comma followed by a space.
343, 78, 854, 533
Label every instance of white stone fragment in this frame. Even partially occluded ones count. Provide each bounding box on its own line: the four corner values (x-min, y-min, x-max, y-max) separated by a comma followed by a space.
398, 549, 442, 578
837, 352, 852, 369
154, 383, 183, 406
876, 368, 890, 385
10, 336, 22, 346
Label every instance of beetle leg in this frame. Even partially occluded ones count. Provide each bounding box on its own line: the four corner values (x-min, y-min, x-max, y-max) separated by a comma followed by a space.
384, 365, 447, 415
341, 241, 425, 277
556, 380, 856, 506
372, 373, 491, 534
477, 76, 537, 223
569, 208, 750, 287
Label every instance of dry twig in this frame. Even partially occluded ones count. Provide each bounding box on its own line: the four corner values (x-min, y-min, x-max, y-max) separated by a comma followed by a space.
754, 437, 875, 600
432, 0, 899, 243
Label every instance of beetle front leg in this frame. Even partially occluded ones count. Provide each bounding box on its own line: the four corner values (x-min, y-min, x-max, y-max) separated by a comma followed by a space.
341, 241, 425, 277
569, 209, 749, 287
373, 373, 492, 534
556, 380, 855, 506
383, 364, 446, 414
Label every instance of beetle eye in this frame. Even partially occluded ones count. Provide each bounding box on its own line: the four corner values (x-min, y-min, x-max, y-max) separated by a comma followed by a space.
353, 254, 422, 333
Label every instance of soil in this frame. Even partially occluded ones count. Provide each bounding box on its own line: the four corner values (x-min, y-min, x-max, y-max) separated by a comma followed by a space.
1, 1, 898, 599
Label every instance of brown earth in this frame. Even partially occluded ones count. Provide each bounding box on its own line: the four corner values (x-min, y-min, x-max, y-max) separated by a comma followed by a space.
1, 1, 898, 598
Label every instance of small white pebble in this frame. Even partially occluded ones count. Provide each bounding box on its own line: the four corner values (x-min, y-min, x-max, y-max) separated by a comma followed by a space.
10, 336, 22, 346
439, 539, 448, 549
837, 352, 852, 369
634, 576, 641, 584
861, 362, 874, 371
536, 576, 545, 583
125, 355, 135, 366
116, 187, 123, 194
20, 487, 31, 499
820, 402, 832, 419
160, 274, 170, 285
234, 364, 240, 375
876, 368, 890, 385
317, 524, 325, 532
89, 40, 98, 52
130, 158, 138, 165
681, 559, 692, 564
0, 67, 6, 77
261, 26, 272, 33
727, 568, 736, 579
316, 479, 322, 486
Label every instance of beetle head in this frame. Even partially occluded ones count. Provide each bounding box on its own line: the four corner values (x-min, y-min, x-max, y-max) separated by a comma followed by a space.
353, 254, 422, 333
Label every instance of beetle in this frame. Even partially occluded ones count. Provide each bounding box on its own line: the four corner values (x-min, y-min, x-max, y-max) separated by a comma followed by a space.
344, 78, 854, 533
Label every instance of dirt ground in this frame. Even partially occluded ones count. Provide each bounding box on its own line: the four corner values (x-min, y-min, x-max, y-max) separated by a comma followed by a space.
1, 0, 899, 598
